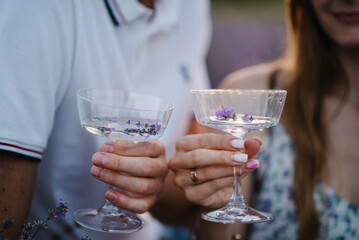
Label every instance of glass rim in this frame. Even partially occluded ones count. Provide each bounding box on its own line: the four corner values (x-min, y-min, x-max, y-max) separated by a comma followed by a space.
76, 88, 175, 112
190, 89, 287, 95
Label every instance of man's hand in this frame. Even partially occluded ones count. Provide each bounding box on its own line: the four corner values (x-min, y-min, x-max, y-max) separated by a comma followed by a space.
91, 140, 168, 213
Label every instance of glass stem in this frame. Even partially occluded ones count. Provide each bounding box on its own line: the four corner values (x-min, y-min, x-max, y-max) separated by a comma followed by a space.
226, 135, 247, 214
228, 167, 247, 208
99, 186, 121, 214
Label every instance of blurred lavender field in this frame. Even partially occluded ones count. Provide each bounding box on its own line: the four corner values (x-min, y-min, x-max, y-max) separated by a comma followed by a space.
207, 0, 287, 87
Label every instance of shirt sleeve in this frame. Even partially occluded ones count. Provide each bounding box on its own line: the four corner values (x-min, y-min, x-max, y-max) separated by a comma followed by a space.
188, 0, 212, 90
0, 0, 75, 159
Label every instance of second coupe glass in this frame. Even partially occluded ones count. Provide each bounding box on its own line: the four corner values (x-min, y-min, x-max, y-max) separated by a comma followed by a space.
190, 89, 286, 224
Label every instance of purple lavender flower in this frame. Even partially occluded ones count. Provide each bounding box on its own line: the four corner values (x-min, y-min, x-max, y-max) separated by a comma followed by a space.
31, 220, 48, 230
216, 106, 236, 120
48, 198, 69, 220
20, 222, 32, 240
154, 121, 161, 133
135, 121, 143, 127
123, 119, 161, 138
242, 113, 254, 123
0, 217, 14, 240
2, 217, 14, 230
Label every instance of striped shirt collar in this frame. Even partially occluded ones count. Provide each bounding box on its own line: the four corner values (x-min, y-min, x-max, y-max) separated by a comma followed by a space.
105, 0, 153, 26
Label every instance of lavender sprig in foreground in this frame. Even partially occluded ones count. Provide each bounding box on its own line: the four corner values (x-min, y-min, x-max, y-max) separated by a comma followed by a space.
20, 199, 69, 240
0, 217, 14, 240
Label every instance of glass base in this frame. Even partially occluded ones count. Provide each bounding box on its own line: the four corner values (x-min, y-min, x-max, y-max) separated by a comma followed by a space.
73, 208, 144, 233
201, 206, 273, 224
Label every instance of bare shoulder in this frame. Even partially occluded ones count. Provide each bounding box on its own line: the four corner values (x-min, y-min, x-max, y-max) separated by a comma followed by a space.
219, 63, 275, 90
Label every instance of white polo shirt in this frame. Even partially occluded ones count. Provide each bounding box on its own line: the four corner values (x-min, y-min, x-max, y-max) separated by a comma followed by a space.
0, 0, 211, 239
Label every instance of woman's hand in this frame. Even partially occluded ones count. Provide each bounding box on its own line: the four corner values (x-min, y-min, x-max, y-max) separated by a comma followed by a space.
169, 133, 261, 210
90, 140, 168, 213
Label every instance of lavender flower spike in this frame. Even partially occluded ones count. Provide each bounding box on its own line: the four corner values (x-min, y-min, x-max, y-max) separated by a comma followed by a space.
216, 105, 236, 120
2, 217, 14, 230
154, 121, 161, 133
242, 113, 254, 123
48, 198, 69, 220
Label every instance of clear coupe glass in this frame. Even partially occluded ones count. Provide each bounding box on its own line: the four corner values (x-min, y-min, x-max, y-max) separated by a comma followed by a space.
74, 89, 174, 233
190, 89, 286, 224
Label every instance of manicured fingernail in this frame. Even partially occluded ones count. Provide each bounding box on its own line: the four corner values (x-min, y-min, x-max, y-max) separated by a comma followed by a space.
245, 160, 260, 169
254, 137, 263, 146
100, 143, 114, 153
232, 153, 248, 163
92, 153, 106, 166
106, 190, 117, 202
91, 166, 104, 177
231, 139, 244, 148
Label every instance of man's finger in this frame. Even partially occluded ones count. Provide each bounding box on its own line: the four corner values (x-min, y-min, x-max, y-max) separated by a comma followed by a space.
99, 140, 165, 157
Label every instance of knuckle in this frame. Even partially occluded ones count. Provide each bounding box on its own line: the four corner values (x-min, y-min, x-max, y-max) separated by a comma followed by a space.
184, 189, 194, 202
219, 151, 230, 163
109, 173, 120, 186
185, 187, 201, 203
143, 142, 155, 156
113, 141, 128, 153
211, 178, 222, 189
113, 156, 123, 171
176, 137, 186, 151
159, 161, 169, 176
141, 160, 155, 176
168, 159, 176, 170
138, 181, 151, 194
197, 135, 207, 149
173, 176, 182, 188
116, 195, 128, 208
168, 153, 183, 170
137, 201, 150, 214
202, 195, 216, 208
155, 140, 165, 152
190, 150, 202, 166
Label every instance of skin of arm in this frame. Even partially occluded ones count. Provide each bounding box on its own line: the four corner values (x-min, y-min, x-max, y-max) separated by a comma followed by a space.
0, 153, 38, 239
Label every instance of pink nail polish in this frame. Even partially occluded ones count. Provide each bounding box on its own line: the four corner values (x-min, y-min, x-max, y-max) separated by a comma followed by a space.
245, 160, 260, 169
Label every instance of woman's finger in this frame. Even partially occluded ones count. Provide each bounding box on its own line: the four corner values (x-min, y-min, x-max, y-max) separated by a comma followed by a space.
184, 176, 234, 205
176, 133, 244, 152
174, 165, 234, 187
244, 138, 262, 159
169, 149, 248, 170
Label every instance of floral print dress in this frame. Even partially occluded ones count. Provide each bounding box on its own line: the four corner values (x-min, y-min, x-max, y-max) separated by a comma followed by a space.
249, 124, 359, 240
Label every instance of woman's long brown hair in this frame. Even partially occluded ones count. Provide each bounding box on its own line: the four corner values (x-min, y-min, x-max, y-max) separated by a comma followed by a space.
282, 0, 348, 239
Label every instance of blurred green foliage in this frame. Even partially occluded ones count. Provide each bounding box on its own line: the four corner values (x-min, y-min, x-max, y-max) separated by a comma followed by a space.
210, 0, 284, 21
